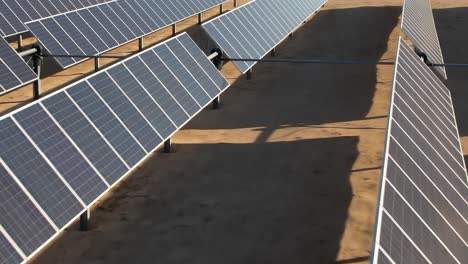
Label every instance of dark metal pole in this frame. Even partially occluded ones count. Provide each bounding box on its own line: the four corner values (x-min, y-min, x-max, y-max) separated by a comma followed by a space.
32, 54, 41, 100
246, 69, 253, 80
172, 24, 177, 36
17, 34, 23, 51
164, 138, 172, 153
212, 96, 220, 109
234, 0, 237, 7
80, 210, 90, 231
219, 4, 223, 14
227, 57, 395, 66
198, 13, 202, 25
138, 37, 144, 51
94, 57, 100, 72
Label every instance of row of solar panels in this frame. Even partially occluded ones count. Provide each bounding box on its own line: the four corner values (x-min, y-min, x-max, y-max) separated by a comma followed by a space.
0, 33, 229, 264
371, 0, 468, 263
0, 0, 111, 37
203, 0, 327, 73
0, 0, 227, 95
26, 0, 227, 68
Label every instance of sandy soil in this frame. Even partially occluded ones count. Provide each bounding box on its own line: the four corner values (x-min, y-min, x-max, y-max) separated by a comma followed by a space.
1, 0, 467, 263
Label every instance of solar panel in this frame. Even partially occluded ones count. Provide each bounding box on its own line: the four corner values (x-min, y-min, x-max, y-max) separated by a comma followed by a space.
0, 37, 37, 95
371, 38, 468, 264
202, 0, 327, 73
0, 0, 113, 37
401, 0, 447, 79
26, 0, 228, 68
0, 33, 229, 263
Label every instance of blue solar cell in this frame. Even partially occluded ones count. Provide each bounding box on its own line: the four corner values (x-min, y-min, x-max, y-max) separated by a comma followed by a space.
14, 104, 108, 205
110, 3, 145, 36
88, 73, 162, 152
155, 45, 211, 106
177, 34, 229, 92
139, 50, 200, 116
27, 0, 228, 68
97, 4, 136, 41
88, 7, 128, 43
0, 163, 56, 256
123, 56, 189, 127
0, 38, 37, 94
53, 15, 98, 55
65, 12, 108, 52
0, 118, 83, 228
203, 0, 326, 73
0, 1, 26, 36
67, 82, 146, 168
41, 18, 86, 57
42, 92, 128, 185
108, 64, 177, 139
0, 232, 23, 264
166, 39, 220, 98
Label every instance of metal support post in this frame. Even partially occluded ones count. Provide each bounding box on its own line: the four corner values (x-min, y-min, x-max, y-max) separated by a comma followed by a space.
271, 48, 277, 57
80, 209, 90, 231
164, 138, 172, 153
212, 96, 220, 109
172, 24, 177, 36
138, 37, 144, 51
94, 57, 100, 72
219, 4, 223, 14
234, 0, 237, 7
32, 54, 41, 100
198, 13, 203, 25
17, 34, 23, 51
289, 33, 294, 38
246, 69, 253, 80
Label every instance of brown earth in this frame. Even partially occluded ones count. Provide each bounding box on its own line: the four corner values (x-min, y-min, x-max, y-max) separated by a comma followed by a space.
1, 0, 467, 263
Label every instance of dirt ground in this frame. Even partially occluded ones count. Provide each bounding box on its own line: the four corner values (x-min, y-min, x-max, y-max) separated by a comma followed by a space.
1, 0, 467, 263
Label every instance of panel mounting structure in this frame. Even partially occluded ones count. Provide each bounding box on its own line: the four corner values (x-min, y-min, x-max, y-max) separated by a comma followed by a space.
0, 32, 229, 264
401, 0, 447, 79
26, 0, 228, 68
202, 0, 327, 74
371, 38, 468, 264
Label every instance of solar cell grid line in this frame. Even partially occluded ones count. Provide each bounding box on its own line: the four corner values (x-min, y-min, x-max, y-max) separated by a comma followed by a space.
13, 104, 110, 205
401, 0, 447, 79
371, 38, 468, 264
0, 0, 113, 38
107, 64, 177, 139
0, 33, 229, 264
177, 34, 230, 92
89, 73, 163, 152
0, 229, 24, 264
25, 0, 229, 68
202, 0, 328, 73
123, 56, 190, 127
0, 117, 85, 229
0, 38, 37, 95
42, 91, 130, 185
0, 161, 57, 256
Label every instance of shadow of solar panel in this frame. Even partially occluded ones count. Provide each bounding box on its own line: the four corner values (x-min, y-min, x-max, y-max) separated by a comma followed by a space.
371, 38, 468, 264
0, 33, 229, 264
202, 0, 327, 73
26, 0, 228, 68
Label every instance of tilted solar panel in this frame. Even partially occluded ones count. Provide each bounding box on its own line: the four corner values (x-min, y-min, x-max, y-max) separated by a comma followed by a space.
0, 37, 37, 95
401, 0, 447, 79
202, 0, 327, 73
0, 0, 113, 37
371, 38, 468, 264
26, 0, 228, 68
0, 33, 229, 264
